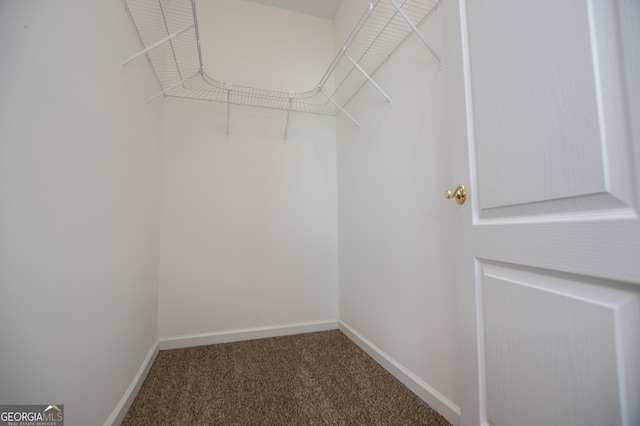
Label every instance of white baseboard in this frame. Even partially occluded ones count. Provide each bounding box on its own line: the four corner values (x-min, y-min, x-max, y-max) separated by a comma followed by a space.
105, 340, 159, 426
158, 319, 339, 350
338, 321, 461, 426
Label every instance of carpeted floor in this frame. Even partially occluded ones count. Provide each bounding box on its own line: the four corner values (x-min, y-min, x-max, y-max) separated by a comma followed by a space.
122, 329, 452, 425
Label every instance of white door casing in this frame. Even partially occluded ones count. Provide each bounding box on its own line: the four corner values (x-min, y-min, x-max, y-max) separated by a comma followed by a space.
446, 1, 640, 425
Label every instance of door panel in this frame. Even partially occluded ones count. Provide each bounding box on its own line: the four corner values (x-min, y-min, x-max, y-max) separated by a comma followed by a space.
481, 262, 639, 426
467, 0, 635, 212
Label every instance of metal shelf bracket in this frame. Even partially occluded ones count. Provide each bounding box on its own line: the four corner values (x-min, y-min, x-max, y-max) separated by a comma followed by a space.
225, 83, 233, 136
343, 47, 393, 106
320, 88, 360, 127
284, 92, 295, 140
388, 0, 441, 66
122, 23, 194, 67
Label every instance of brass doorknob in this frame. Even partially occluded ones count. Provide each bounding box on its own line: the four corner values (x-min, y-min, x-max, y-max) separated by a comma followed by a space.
445, 184, 467, 204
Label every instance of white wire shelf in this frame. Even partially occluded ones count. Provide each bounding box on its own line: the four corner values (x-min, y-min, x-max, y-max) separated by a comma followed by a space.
122, 0, 441, 120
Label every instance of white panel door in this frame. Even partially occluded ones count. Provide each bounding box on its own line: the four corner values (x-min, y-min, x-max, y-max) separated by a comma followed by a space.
447, 1, 640, 425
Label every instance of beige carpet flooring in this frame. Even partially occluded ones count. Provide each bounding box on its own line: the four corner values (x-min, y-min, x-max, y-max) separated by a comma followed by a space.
122, 329, 452, 425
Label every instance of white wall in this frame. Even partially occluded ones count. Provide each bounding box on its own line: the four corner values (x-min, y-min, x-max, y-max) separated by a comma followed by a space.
197, 0, 335, 92
0, 1, 163, 425
158, 2, 339, 338
336, 1, 460, 418
158, 99, 338, 337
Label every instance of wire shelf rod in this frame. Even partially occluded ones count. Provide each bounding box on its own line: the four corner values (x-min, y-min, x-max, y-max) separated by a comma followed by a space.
318, 0, 414, 106
190, 0, 204, 72
158, 0, 184, 81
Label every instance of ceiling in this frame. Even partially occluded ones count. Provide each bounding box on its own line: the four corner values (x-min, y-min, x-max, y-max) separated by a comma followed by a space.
243, 0, 344, 20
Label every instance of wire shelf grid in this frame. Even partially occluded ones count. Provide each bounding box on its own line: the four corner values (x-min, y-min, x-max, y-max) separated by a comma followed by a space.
123, 0, 440, 116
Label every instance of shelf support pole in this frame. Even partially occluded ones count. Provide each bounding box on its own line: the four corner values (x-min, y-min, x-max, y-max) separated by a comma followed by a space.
145, 71, 199, 104
320, 89, 360, 127
122, 23, 194, 67
388, 0, 441, 65
284, 93, 295, 140
225, 83, 233, 136
343, 48, 392, 105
